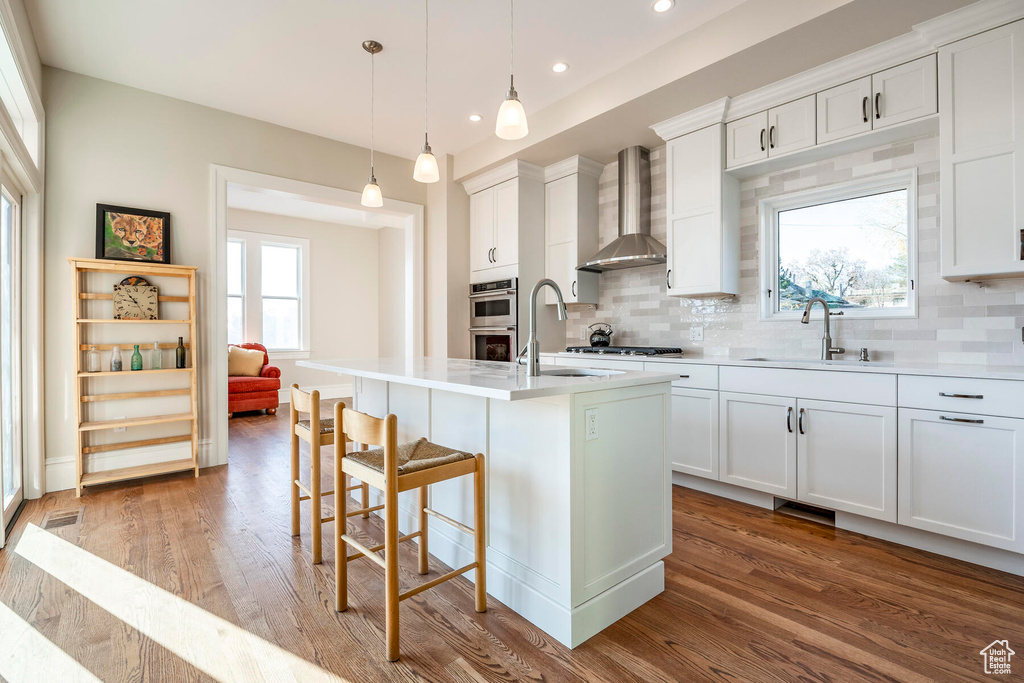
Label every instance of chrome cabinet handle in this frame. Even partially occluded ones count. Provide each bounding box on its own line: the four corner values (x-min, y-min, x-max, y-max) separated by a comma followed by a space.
666, 269, 672, 289
940, 415, 984, 425
786, 406, 793, 433
769, 125, 776, 149
862, 96, 869, 123
759, 128, 766, 152
938, 392, 983, 399
874, 92, 881, 119
571, 280, 577, 297
798, 408, 806, 435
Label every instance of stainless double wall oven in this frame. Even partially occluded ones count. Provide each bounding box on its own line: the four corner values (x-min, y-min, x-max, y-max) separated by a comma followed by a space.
469, 278, 518, 362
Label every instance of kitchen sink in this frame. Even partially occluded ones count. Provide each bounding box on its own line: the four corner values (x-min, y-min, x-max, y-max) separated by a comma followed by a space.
540, 369, 622, 377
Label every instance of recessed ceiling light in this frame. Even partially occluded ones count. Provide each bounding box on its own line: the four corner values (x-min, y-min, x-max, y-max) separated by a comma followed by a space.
552, 62, 569, 73
469, 114, 482, 122
652, 0, 674, 12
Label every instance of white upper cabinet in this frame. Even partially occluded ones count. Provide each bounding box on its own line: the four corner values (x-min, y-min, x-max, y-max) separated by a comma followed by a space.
666, 124, 739, 297
543, 157, 602, 305
725, 112, 768, 168
469, 178, 518, 277
872, 55, 937, 129
940, 20, 1024, 280
767, 95, 816, 157
469, 188, 495, 275
817, 76, 873, 144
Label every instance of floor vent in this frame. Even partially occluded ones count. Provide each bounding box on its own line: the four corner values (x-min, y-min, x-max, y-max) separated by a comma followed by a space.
774, 499, 835, 527
40, 507, 84, 530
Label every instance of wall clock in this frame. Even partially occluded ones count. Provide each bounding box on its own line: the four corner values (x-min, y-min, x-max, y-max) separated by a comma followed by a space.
113, 276, 159, 320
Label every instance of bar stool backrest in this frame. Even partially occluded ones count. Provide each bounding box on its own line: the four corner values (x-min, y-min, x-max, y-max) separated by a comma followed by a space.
337, 403, 399, 478
290, 384, 321, 432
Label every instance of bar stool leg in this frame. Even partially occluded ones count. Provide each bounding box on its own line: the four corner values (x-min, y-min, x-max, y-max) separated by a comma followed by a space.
311, 437, 322, 564
417, 485, 429, 574
384, 477, 400, 661
336, 459, 348, 611
361, 482, 370, 519
474, 453, 487, 613
290, 421, 300, 537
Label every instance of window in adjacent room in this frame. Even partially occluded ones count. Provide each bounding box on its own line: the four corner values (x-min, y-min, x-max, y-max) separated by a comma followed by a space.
760, 171, 917, 320
226, 230, 310, 356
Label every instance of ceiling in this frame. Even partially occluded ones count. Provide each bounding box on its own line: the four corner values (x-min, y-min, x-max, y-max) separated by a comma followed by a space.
24, 0, 748, 160
227, 183, 405, 230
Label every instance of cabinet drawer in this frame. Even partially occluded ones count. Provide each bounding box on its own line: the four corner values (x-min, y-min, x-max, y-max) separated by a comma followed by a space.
644, 362, 718, 390
555, 356, 646, 372
898, 375, 1024, 419
720, 366, 896, 406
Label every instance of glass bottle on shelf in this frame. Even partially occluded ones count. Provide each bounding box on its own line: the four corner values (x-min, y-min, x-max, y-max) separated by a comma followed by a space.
176, 336, 186, 369
151, 341, 162, 370
86, 346, 101, 373
131, 344, 143, 371
110, 345, 122, 372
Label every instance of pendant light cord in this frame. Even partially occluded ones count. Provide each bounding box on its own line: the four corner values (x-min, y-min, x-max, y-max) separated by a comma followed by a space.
369, 48, 375, 176
509, 0, 514, 89
424, 0, 429, 144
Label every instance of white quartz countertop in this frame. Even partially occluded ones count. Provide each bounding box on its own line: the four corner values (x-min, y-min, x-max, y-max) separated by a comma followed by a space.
297, 357, 677, 401
549, 352, 1024, 381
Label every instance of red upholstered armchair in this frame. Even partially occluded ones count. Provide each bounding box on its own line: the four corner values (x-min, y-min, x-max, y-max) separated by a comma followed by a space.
227, 343, 281, 417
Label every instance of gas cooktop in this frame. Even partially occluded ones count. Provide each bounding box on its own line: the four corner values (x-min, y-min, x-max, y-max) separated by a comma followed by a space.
565, 346, 683, 356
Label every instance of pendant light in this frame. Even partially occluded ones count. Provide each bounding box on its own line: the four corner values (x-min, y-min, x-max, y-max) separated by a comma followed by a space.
361, 40, 384, 208
495, 0, 528, 140
413, 0, 440, 183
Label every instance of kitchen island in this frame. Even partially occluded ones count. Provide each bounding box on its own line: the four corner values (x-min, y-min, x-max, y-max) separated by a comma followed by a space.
298, 357, 676, 647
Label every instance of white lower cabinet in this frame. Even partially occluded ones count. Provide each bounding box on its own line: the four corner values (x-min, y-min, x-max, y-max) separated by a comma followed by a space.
719, 392, 797, 498
898, 408, 1024, 553
796, 399, 897, 522
669, 388, 719, 480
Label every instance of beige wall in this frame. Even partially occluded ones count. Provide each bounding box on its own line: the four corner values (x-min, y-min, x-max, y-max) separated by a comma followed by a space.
377, 226, 406, 357
226, 208, 380, 390
43, 67, 426, 489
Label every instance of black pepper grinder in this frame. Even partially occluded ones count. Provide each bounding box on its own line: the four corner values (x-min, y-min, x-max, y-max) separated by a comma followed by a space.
175, 336, 186, 369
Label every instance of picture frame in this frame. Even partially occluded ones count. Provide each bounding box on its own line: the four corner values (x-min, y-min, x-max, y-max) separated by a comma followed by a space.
95, 203, 171, 264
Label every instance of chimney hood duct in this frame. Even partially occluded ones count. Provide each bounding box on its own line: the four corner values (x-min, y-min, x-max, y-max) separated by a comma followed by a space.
578, 145, 666, 273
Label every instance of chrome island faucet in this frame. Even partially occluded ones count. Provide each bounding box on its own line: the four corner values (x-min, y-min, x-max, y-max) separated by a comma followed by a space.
517, 278, 568, 376
800, 297, 845, 361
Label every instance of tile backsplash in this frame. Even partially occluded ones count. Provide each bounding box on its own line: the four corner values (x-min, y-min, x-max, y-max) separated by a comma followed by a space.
567, 133, 1024, 366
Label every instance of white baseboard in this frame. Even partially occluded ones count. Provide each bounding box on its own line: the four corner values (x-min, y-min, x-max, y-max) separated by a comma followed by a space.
46, 438, 215, 493
277, 383, 353, 405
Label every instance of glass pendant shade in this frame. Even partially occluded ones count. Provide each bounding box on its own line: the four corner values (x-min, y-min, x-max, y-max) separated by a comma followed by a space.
496, 91, 528, 140
413, 144, 440, 183
361, 177, 383, 207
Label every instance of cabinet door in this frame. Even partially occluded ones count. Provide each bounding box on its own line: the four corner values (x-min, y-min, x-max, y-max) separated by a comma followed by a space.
719, 392, 796, 498
545, 175, 577, 303
816, 76, 872, 143
796, 399, 896, 522
940, 20, 1024, 280
768, 95, 816, 157
725, 111, 768, 168
871, 55, 937, 130
470, 188, 495, 275
492, 179, 519, 268
898, 409, 1024, 553
670, 388, 719, 480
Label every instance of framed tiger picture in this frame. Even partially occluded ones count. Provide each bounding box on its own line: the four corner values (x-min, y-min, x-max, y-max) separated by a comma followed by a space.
96, 203, 171, 264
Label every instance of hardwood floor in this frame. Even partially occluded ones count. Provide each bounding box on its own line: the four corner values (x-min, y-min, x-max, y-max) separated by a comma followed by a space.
2, 407, 1023, 681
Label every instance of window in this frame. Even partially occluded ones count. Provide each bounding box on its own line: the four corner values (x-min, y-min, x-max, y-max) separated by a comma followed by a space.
226, 230, 310, 356
761, 171, 916, 320
226, 239, 245, 345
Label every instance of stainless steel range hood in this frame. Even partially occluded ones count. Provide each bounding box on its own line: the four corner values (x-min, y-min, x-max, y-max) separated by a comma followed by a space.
578, 146, 666, 273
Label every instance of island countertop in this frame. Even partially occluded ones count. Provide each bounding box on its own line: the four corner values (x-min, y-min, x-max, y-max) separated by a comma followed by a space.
297, 357, 677, 401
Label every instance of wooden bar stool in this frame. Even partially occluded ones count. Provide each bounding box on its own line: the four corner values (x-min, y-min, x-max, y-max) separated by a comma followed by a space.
333, 401, 486, 662
289, 385, 370, 564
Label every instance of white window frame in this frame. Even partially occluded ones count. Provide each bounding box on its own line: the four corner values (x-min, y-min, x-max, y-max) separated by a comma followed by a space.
226, 237, 246, 346
227, 229, 311, 358
759, 169, 918, 321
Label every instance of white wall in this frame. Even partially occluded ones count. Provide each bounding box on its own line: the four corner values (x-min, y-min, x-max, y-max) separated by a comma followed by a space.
226, 208, 380, 393
377, 226, 406, 357
42, 67, 426, 491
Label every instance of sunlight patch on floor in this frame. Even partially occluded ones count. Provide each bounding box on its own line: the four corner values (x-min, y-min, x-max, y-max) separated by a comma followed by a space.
15, 523, 350, 683
0, 599, 102, 682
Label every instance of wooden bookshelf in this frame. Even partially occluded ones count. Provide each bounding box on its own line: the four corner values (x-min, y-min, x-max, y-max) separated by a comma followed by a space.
70, 257, 199, 496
